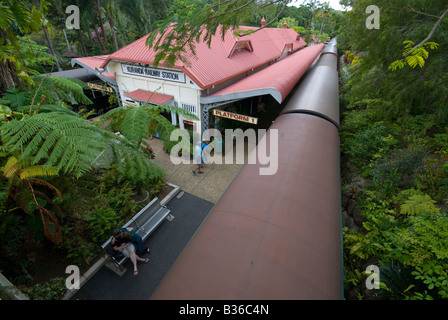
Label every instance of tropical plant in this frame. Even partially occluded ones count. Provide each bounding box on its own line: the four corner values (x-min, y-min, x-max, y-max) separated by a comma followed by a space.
25, 277, 67, 300
389, 40, 440, 71
1, 155, 63, 243
0, 0, 52, 93
0, 74, 168, 243
96, 101, 197, 155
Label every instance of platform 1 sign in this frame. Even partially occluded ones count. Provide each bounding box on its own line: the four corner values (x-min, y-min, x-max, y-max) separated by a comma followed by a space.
213, 109, 258, 125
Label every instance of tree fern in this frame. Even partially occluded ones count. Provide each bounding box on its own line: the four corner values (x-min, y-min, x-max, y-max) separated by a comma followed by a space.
31, 75, 93, 107
101, 130, 167, 182
1, 155, 63, 244
120, 106, 151, 145
1, 112, 105, 178
97, 103, 198, 148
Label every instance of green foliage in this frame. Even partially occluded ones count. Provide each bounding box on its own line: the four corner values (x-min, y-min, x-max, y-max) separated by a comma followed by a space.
369, 149, 424, 197
338, 0, 448, 300
339, 1, 448, 121
412, 261, 448, 298
63, 235, 98, 266
343, 190, 448, 299
1, 112, 105, 178
25, 277, 66, 300
400, 194, 438, 216
13, 36, 57, 75
377, 260, 422, 300
84, 206, 121, 244
96, 168, 141, 218
344, 123, 397, 167
389, 41, 440, 71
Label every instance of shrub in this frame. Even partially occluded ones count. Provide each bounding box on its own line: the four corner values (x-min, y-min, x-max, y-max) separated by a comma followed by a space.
84, 206, 121, 244
25, 277, 66, 300
345, 123, 398, 167
369, 148, 424, 197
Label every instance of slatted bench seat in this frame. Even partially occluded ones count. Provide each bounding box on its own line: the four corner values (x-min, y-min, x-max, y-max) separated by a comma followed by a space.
101, 197, 173, 273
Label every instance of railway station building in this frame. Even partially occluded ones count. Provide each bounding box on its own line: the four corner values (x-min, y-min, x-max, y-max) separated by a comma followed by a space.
71, 20, 324, 135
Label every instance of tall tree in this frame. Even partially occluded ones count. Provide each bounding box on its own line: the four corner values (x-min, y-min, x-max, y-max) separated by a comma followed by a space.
0, 0, 49, 93
339, 0, 448, 121
91, 0, 108, 49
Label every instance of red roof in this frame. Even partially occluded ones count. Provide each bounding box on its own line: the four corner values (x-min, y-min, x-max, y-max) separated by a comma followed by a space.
202, 44, 325, 104
71, 55, 116, 80
99, 25, 306, 89
123, 89, 174, 105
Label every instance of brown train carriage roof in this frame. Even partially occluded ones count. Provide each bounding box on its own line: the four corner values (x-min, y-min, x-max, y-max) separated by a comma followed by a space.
280, 65, 340, 128
150, 113, 342, 300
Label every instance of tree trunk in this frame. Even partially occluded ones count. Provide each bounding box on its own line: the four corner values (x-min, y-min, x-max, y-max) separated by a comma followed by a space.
42, 24, 62, 71
91, 0, 108, 51
76, 28, 88, 56
136, 181, 143, 196
105, 10, 119, 51
93, 22, 107, 52
63, 29, 71, 54
0, 28, 21, 94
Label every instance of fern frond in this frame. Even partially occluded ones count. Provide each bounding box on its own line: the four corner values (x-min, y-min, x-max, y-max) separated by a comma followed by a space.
1, 112, 106, 178
2, 156, 19, 178
32, 75, 93, 106
20, 165, 58, 179
28, 178, 62, 198
51, 76, 93, 105
400, 194, 438, 216
17, 104, 79, 116
142, 103, 199, 120
121, 106, 151, 144
102, 130, 167, 182
95, 105, 127, 128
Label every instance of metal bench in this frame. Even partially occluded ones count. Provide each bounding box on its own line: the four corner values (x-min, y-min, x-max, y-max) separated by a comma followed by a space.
101, 197, 172, 273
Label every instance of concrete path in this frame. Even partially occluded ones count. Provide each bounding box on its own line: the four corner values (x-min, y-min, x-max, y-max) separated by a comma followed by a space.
147, 134, 255, 204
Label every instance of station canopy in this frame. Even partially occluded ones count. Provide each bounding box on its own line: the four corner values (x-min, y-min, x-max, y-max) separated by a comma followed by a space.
123, 89, 174, 105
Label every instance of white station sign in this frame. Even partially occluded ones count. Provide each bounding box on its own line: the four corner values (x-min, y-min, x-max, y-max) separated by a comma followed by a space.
122, 64, 185, 83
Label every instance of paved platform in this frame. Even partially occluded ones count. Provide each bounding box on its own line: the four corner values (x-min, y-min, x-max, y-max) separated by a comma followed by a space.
148, 135, 253, 204
69, 136, 251, 300
70, 191, 214, 300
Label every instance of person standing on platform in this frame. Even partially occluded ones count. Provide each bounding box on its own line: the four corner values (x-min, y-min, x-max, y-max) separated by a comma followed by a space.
192, 141, 203, 175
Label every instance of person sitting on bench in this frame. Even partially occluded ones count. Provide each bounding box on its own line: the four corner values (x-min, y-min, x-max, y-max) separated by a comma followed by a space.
111, 227, 150, 276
